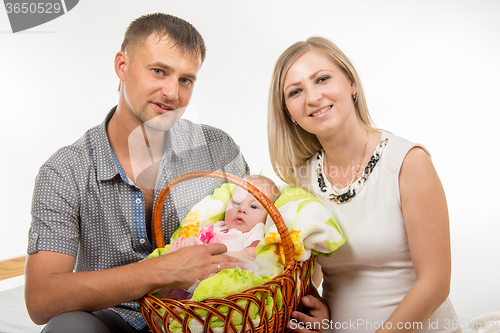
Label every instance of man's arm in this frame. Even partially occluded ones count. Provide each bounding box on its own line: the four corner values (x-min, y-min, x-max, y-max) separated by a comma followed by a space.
25, 243, 238, 325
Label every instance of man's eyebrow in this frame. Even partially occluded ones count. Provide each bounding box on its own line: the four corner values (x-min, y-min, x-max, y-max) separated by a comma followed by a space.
149, 61, 198, 81
149, 61, 171, 70
183, 72, 198, 81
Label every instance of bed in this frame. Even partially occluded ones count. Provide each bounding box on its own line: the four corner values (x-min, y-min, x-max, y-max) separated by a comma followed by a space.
0, 256, 45, 333
0, 256, 497, 333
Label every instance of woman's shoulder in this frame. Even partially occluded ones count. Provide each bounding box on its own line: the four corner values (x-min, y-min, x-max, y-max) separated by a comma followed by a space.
381, 131, 424, 150
380, 131, 430, 177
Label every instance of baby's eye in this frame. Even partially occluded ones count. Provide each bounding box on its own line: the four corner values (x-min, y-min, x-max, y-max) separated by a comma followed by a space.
233, 201, 240, 206
250, 205, 259, 210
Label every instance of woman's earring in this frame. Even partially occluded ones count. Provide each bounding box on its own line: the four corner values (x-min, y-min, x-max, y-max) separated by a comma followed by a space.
291, 119, 298, 125
352, 91, 358, 104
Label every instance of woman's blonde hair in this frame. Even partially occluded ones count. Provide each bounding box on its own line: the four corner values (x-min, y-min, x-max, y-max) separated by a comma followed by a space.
268, 36, 376, 186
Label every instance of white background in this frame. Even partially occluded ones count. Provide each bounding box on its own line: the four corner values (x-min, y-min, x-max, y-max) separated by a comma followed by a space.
1, 0, 499, 321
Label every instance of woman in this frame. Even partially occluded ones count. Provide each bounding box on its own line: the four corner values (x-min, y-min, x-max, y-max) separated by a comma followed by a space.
268, 37, 460, 332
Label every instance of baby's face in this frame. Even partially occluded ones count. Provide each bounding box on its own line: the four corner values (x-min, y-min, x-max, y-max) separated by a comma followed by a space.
224, 186, 268, 233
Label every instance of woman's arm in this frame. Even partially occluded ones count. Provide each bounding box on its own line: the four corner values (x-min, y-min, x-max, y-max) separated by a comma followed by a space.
312, 262, 323, 289
376, 147, 451, 332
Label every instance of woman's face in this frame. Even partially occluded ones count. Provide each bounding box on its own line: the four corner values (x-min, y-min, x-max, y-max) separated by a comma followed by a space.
283, 50, 357, 138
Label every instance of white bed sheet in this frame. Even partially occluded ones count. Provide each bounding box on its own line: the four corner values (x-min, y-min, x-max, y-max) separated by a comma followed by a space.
1, 278, 495, 333
0, 277, 44, 333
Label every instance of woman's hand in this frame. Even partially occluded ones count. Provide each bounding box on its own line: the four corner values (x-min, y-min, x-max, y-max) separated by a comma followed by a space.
288, 294, 330, 333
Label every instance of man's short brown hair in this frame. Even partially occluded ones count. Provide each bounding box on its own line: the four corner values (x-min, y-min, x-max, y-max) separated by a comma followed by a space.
121, 13, 206, 62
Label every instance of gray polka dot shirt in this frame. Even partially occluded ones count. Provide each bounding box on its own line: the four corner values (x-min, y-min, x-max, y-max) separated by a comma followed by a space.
28, 107, 249, 329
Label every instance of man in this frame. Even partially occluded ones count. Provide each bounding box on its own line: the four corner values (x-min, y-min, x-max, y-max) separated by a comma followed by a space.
25, 13, 249, 332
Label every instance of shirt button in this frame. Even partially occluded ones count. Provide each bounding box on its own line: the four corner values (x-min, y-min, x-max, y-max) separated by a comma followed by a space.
139, 238, 146, 244
135, 198, 142, 204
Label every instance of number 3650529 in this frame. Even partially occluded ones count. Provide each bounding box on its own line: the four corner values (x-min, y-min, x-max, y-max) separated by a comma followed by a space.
5, 2, 62, 14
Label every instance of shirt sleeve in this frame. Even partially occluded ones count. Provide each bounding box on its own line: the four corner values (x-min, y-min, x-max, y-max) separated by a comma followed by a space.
28, 160, 80, 257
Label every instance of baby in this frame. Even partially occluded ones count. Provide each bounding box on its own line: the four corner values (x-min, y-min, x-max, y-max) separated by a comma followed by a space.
172, 175, 280, 258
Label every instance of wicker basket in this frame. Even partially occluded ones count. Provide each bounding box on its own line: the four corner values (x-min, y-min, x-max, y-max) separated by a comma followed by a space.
139, 171, 314, 333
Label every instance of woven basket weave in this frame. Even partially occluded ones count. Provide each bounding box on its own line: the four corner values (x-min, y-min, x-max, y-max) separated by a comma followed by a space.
138, 171, 314, 333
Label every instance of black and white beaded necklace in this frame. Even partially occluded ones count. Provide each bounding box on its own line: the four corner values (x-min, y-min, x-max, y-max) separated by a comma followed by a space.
316, 137, 388, 203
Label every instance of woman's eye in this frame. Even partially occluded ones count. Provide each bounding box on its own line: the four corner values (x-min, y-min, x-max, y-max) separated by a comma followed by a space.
317, 75, 330, 83
288, 89, 301, 98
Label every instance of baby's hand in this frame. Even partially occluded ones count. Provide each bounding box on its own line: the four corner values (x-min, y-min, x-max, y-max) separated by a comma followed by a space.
176, 237, 198, 249
156, 287, 178, 299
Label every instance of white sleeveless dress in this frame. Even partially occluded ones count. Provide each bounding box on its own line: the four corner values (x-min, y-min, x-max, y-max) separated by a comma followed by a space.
300, 131, 460, 333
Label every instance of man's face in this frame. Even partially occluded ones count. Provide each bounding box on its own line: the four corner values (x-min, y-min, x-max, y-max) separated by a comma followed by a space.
121, 34, 201, 131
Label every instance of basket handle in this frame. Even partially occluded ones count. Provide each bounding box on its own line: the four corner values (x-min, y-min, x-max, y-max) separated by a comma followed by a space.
152, 171, 295, 267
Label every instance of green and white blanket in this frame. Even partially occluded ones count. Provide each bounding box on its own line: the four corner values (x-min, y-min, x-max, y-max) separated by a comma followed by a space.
147, 183, 345, 332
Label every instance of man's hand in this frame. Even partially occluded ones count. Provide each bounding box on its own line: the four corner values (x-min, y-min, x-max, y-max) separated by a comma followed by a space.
154, 242, 241, 290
